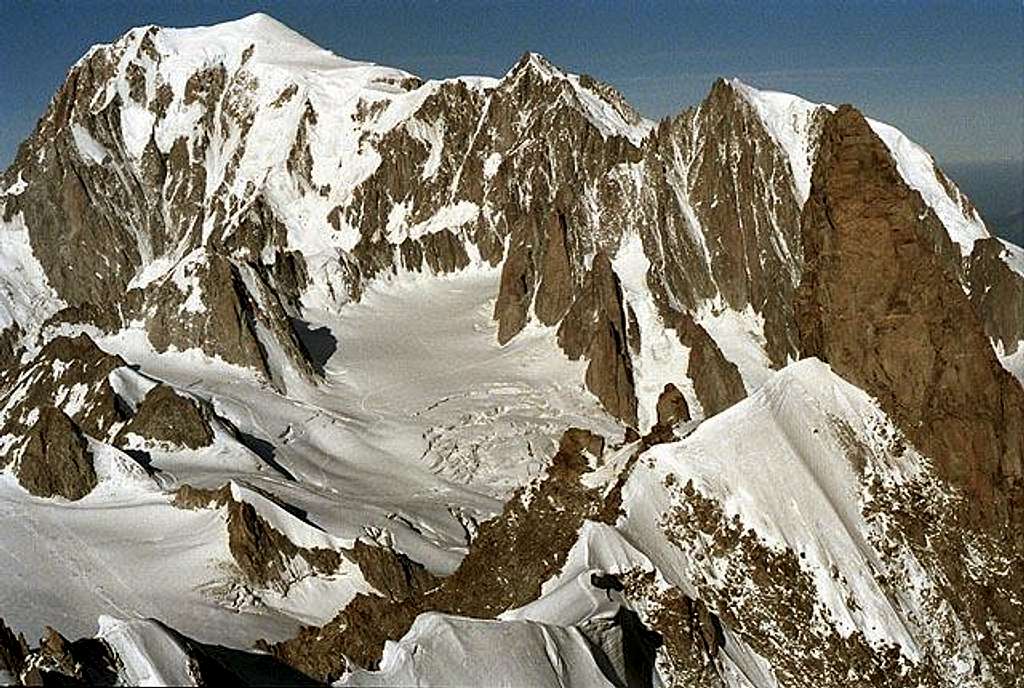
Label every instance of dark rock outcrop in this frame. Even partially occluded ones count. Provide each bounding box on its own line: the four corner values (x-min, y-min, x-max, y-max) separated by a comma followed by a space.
16, 406, 97, 501
0, 323, 23, 375
534, 211, 575, 326
114, 384, 214, 450
676, 315, 746, 418
558, 252, 639, 426
643, 78, 813, 367
18, 625, 121, 686
796, 104, 1024, 523
0, 618, 29, 683
174, 482, 343, 594
0, 334, 128, 449
146, 254, 272, 379
226, 497, 342, 593
656, 383, 690, 427
558, 426, 606, 461
494, 216, 537, 345
171, 483, 232, 510
966, 237, 1024, 357
346, 540, 439, 604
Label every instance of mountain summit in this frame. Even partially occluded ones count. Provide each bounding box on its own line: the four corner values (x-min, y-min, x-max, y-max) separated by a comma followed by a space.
1, 14, 1022, 687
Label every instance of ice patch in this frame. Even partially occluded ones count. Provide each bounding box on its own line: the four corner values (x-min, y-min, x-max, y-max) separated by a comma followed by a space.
405, 117, 445, 179
1, 172, 28, 196
169, 249, 207, 314
998, 342, 1024, 386
108, 367, 160, 413
0, 211, 64, 336
696, 304, 774, 392
483, 152, 503, 179
120, 106, 157, 159
71, 124, 110, 164
404, 201, 479, 242
566, 74, 653, 148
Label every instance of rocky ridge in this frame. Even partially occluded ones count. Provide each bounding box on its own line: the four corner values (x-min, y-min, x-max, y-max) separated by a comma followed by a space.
3, 14, 1019, 426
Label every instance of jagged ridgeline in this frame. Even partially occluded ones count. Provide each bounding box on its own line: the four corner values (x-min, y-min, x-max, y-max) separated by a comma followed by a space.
1, 13, 1022, 688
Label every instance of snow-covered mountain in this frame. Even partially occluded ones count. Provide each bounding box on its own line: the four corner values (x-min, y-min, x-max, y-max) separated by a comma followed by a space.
1, 13, 1022, 687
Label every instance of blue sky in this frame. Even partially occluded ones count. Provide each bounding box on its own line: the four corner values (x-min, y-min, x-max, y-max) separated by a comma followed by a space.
1, 0, 1021, 170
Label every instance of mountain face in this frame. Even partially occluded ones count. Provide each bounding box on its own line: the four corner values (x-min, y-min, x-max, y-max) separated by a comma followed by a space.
1, 13, 1022, 687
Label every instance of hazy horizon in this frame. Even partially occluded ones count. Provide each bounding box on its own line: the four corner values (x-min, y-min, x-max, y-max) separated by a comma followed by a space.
946, 160, 1024, 246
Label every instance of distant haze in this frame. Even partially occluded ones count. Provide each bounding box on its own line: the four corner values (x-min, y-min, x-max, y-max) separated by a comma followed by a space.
946, 161, 1024, 245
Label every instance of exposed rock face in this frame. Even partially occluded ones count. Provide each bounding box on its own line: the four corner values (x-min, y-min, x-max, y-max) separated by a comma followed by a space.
676, 315, 746, 417
493, 216, 537, 345
534, 211, 575, 325
558, 426, 606, 460
114, 384, 213, 449
558, 252, 639, 426
622, 574, 725, 686
173, 483, 344, 594
656, 383, 690, 427
0, 335, 128, 451
796, 105, 1024, 522
647, 79, 810, 366
145, 253, 273, 378
0, 324, 23, 374
171, 483, 232, 510
6, 624, 123, 686
966, 238, 1024, 356
0, 618, 29, 683
225, 497, 342, 593
37, 627, 84, 679
15, 406, 97, 501
495, 209, 575, 342
346, 540, 439, 604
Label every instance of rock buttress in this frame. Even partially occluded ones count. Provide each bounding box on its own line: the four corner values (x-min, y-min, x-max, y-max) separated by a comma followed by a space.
16, 406, 97, 501
676, 314, 746, 418
796, 104, 1024, 524
558, 252, 639, 427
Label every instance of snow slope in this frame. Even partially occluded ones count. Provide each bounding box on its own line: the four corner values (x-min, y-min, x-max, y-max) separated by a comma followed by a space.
0, 211, 63, 345
0, 471, 271, 646
0, 265, 620, 649
612, 358, 990, 683
340, 612, 618, 687
98, 616, 200, 687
